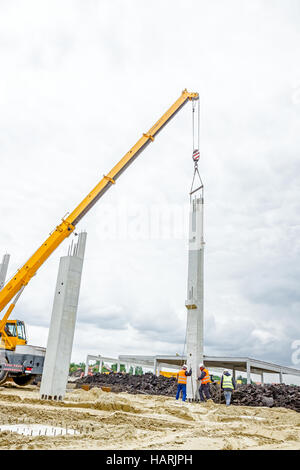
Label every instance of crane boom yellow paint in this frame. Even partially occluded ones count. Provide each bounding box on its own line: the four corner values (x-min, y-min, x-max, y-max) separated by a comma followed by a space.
0, 89, 199, 345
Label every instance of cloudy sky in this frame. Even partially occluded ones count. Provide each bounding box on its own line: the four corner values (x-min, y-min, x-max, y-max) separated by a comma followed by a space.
0, 1, 300, 378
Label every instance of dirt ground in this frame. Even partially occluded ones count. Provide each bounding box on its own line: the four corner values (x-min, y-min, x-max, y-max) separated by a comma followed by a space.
0, 383, 300, 450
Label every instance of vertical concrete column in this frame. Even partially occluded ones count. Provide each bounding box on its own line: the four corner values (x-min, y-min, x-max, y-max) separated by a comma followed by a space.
246, 361, 251, 384
279, 370, 283, 384
117, 361, 120, 373
0, 254, 10, 289
185, 195, 204, 400
99, 358, 103, 373
154, 358, 157, 376
232, 369, 236, 381
154, 360, 161, 377
85, 357, 90, 376
40, 232, 87, 401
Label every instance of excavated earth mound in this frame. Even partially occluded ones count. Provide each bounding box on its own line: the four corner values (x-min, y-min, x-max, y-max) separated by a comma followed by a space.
231, 383, 300, 412
75, 372, 300, 412
75, 372, 178, 396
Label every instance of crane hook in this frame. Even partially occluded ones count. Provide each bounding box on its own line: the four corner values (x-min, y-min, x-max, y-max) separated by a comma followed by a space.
190, 99, 203, 196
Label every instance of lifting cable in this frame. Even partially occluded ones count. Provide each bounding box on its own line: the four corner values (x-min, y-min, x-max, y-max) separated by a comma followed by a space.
190, 97, 203, 196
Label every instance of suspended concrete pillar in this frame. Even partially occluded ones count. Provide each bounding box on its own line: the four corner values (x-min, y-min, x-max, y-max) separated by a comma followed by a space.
185, 195, 204, 401
40, 232, 87, 401
0, 254, 10, 289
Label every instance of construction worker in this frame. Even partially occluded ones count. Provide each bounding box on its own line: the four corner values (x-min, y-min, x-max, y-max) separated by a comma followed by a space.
198, 365, 211, 402
176, 365, 192, 402
220, 370, 236, 406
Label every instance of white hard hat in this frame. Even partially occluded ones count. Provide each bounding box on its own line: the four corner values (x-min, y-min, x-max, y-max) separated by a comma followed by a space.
182, 364, 187, 369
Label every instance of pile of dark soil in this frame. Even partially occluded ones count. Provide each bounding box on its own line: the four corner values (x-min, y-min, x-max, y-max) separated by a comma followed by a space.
75, 372, 177, 396
75, 373, 300, 412
230, 383, 300, 412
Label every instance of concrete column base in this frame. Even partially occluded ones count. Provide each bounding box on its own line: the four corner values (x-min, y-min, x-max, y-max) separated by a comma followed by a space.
40, 232, 87, 401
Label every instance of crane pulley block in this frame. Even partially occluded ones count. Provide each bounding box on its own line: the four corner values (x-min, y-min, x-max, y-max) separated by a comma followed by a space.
192, 149, 200, 162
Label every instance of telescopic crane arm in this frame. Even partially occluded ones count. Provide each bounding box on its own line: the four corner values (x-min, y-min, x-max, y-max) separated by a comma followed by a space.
0, 89, 199, 327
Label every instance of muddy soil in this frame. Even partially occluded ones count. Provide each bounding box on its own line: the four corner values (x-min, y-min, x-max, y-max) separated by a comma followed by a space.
0, 383, 300, 450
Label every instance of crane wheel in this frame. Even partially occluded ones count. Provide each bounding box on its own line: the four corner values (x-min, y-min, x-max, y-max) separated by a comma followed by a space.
0, 357, 9, 386
12, 375, 36, 386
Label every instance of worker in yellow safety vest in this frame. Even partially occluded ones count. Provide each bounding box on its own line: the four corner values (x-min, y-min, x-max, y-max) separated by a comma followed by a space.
176, 365, 192, 402
198, 365, 211, 402
220, 370, 236, 406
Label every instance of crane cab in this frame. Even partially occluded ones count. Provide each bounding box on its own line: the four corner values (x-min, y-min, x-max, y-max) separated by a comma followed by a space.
0, 320, 27, 350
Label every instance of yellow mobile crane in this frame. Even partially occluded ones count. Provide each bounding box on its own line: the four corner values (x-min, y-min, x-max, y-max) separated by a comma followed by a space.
0, 89, 199, 385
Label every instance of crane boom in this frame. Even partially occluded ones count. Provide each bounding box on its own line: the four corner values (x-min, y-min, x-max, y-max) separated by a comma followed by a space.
0, 89, 199, 325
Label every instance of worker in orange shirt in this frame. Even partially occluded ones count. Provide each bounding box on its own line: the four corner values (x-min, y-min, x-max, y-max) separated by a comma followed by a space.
176, 365, 192, 402
198, 364, 211, 402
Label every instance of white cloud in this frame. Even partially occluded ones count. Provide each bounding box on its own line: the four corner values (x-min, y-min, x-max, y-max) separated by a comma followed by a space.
251, 329, 278, 345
